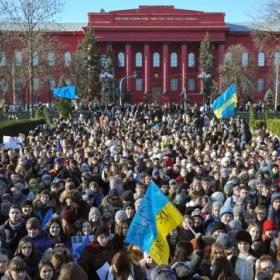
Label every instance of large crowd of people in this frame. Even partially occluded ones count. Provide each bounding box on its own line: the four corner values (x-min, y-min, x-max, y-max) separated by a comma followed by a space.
0, 102, 280, 280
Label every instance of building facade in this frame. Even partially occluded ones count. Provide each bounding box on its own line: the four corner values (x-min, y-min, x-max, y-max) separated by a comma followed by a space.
0, 6, 277, 105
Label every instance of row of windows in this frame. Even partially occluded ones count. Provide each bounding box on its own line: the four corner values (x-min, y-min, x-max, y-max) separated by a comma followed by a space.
0, 78, 72, 91
117, 52, 196, 68
135, 78, 267, 92
118, 51, 280, 68
225, 51, 280, 67
0, 51, 72, 67
0, 76, 267, 93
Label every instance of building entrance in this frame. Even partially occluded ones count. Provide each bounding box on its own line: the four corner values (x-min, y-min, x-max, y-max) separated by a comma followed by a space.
152, 86, 162, 103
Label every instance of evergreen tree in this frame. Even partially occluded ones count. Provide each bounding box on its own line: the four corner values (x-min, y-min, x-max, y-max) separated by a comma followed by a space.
199, 33, 214, 104
76, 27, 101, 103
264, 88, 273, 109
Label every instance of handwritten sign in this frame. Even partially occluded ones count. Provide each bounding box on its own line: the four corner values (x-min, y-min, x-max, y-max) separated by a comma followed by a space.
3, 136, 22, 149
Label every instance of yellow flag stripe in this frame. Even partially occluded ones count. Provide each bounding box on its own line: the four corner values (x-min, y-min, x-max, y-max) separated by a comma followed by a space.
214, 93, 237, 119
150, 202, 183, 265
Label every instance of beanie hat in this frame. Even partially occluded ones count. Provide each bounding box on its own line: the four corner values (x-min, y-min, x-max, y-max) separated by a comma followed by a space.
121, 190, 134, 203
263, 219, 277, 234
26, 217, 41, 230
21, 200, 33, 207
216, 233, 234, 249
1, 193, 12, 203
233, 205, 243, 216
210, 192, 224, 204
61, 208, 76, 224
95, 226, 109, 237
229, 220, 243, 231
210, 222, 227, 235
219, 205, 233, 218
115, 209, 128, 223
108, 188, 119, 197
271, 192, 280, 204
235, 230, 252, 245
29, 178, 38, 186
191, 208, 203, 218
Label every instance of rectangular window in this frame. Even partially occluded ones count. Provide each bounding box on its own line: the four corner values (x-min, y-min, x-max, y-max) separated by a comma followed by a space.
33, 78, 40, 91
15, 78, 23, 91
0, 52, 6, 67
64, 79, 71, 86
100, 54, 107, 67
48, 79, 56, 90
0, 78, 7, 91
64, 52, 72, 67
15, 51, 22, 66
135, 78, 143, 91
188, 78, 195, 92
32, 52, 39, 66
48, 52, 55, 66
257, 79, 264, 92
170, 78, 179, 91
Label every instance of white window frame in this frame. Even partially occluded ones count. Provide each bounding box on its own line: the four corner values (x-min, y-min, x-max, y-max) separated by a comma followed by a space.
188, 78, 195, 92
15, 50, 22, 66
135, 52, 143, 67
153, 52, 160, 67
100, 54, 107, 67
188, 52, 195, 68
224, 52, 232, 62
258, 52, 265, 67
118, 52, 125, 67
170, 78, 179, 91
257, 78, 264, 92
135, 78, 143, 91
32, 52, 39, 66
170, 52, 178, 67
275, 51, 280, 65
48, 78, 56, 91
33, 78, 40, 91
48, 52, 55, 66
0, 77, 8, 91
241, 52, 249, 67
0, 52, 6, 67
64, 52, 72, 67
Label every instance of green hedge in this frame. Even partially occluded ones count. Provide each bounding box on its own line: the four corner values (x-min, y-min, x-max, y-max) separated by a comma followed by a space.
0, 119, 45, 142
266, 119, 280, 137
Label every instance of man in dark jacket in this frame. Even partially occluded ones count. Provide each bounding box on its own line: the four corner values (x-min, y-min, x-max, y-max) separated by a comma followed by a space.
0, 205, 27, 254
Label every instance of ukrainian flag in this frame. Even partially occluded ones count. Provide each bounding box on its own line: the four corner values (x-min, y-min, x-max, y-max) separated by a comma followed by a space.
211, 84, 238, 119
125, 180, 183, 265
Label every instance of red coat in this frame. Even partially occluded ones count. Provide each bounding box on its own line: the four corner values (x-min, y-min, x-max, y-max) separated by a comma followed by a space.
79, 240, 115, 280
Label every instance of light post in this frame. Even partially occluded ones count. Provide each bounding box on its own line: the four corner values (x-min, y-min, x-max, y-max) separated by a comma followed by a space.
119, 71, 138, 106
275, 61, 280, 111
100, 71, 114, 106
198, 71, 211, 108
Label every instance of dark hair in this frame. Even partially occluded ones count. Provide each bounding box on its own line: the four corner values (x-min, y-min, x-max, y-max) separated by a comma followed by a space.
111, 251, 131, 279
8, 256, 27, 272
171, 241, 193, 264
0, 248, 10, 259
58, 262, 88, 280
151, 265, 176, 280
211, 257, 236, 280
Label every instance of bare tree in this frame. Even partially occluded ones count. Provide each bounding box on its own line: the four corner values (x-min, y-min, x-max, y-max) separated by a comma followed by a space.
0, 0, 64, 117
219, 44, 256, 106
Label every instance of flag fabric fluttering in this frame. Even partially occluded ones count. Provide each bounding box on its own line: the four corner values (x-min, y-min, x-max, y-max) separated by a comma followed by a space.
211, 84, 238, 119
125, 180, 183, 265
53, 86, 77, 100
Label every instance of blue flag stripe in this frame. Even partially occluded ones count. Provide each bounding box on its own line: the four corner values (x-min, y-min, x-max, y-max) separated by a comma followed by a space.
211, 84, 237, 110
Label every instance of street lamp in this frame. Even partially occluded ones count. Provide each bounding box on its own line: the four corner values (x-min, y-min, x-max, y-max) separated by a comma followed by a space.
100, 71, 114, 106
275, 61, 280, 111
119, 71, 138, 106
198, 71, 211, 108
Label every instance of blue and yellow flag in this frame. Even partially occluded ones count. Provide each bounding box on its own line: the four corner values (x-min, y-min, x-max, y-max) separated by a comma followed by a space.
211, 84, 238, 119
125, 180, 183, 265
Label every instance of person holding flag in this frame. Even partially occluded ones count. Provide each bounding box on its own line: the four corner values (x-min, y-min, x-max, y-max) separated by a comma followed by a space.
125, 180, 183, 265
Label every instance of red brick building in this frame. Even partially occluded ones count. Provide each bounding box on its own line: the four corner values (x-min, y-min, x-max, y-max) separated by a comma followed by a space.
1, 5, 276, 105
